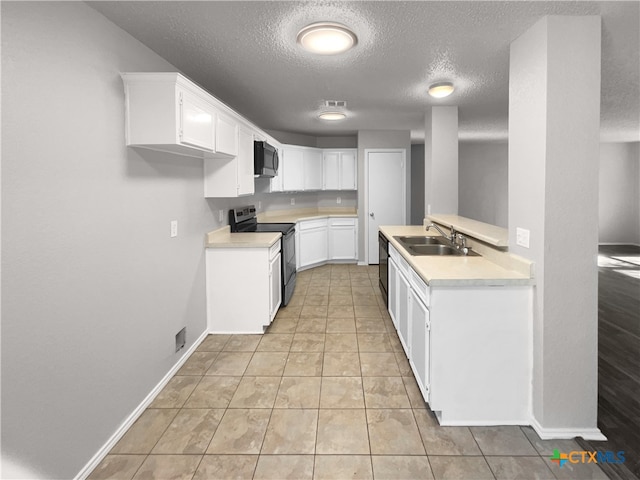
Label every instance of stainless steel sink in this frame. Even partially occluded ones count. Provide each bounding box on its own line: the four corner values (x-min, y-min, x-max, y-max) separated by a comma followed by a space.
393, 235, 480, 257
394, 235, 447, 245
408, 244, 459, 256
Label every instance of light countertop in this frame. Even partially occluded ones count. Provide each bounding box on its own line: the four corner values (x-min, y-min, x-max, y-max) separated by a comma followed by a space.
206, 226, 280, 248
427, 214, 508, 248
257, 207, 357, 223
380, 225, 534, 287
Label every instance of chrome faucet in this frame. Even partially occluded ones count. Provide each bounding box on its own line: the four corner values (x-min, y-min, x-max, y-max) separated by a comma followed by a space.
426, 223, 455, 242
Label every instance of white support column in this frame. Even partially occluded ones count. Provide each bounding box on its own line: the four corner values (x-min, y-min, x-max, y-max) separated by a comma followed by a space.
424, 106, 458, 216
509, 15, 604, 439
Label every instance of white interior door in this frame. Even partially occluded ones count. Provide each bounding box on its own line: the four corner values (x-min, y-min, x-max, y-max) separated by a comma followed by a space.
367, 150, 406, 264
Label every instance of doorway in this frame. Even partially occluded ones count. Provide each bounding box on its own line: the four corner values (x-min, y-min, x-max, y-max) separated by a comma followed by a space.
365, 149, 406, 264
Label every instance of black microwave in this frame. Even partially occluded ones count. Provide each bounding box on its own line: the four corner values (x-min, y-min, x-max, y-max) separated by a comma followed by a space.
254, 141, 279, 178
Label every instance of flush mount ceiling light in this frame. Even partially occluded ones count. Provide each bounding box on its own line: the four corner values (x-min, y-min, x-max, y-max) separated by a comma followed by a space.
318, 111, 347, 121
297, 22, 357, 55
428, 82, 455, 98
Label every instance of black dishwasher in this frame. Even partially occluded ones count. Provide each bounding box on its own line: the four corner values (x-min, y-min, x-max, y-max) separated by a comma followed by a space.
378, 231, 389, 306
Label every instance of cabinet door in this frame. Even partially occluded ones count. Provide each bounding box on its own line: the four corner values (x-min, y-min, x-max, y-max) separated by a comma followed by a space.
340, 151, 357, 190
409, 291, 430, 402
397, 268, 410, 355
304, 148, 323, 190
388, 257, 398, 329
269, 252, 282, 321
323, 151, 340, 190
215, 113, 238, 156
329, 222, 357, 260
298, 228, 328, 268
237, 128, 255, 196
282, 147, 304, 191
179, 89, 214, 150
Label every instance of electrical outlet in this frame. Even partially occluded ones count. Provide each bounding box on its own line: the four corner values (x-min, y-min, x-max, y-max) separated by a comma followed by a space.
516, 227, 530, 248
427, 204, 432, 215
218, 209, 224, 222
258, 201, 262, 209
337, 196, 342, 204
291, 198, 295, 205
170, 220, 178, 238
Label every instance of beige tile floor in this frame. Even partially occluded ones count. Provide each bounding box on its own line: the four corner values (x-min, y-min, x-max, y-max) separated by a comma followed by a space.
89, 264, 608, 480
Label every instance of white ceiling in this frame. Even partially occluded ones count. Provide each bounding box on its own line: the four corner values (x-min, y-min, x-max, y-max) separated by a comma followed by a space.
90, 1, 640, 143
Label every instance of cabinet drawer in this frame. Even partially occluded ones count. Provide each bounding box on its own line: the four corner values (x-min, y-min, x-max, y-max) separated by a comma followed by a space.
298, 218, 328, 231
389, 242, 400, 263
269, 239, 282, 260
410, 268, 430, 307
397, 252, 411, 278
329, 217, 356, 227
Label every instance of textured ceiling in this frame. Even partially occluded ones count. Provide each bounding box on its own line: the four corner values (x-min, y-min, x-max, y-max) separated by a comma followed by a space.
90, 1, 640, 142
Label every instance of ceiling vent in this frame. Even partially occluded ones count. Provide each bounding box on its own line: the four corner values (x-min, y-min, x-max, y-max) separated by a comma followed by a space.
324, 100, 347, 108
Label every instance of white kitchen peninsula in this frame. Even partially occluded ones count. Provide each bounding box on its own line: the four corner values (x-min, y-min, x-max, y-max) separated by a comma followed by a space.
380, 221, 534, 426
205, 227, 282, 334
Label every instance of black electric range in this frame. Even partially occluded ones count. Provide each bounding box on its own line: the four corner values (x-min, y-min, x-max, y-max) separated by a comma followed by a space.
229, 205, 296, 306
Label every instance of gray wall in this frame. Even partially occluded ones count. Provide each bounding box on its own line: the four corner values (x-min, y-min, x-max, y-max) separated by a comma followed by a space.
410, 144, 425, 225
509, 15, 601, 432
265, 129, 357, 149
357, 130, 411, 263
599, 142, 640, 244
1, 6, 360, 477
425, 107, 459, 215
459, 141, 508, 228
2, 3, 213, 478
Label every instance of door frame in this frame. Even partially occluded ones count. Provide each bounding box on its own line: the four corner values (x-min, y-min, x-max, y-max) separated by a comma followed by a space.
364, 148, 407, 264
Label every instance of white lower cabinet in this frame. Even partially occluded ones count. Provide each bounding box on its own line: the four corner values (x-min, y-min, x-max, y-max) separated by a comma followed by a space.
296, 217, 358, 270
206, 241, 281, 333
268, 247, 282, 321
396, 253, 411, 354
409, 272, 430, 403
388, 254, 398, 329
328, 218, 357, 260
386, 238, 531, 425
297, 219, 328, 269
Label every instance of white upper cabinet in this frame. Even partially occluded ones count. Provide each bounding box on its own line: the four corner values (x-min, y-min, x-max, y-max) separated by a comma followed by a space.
204, 125, 255, 197
121, 73, 237, 159
236, 127, 255, 196
215, 112, 239, 157
276, 145, 351, 192
323, 152, 340, 190
323, 149, 357, 190
340, 150, 357, 190
304, 148, 323, 190
179, 88, 215, 151
282, 146, 305, 191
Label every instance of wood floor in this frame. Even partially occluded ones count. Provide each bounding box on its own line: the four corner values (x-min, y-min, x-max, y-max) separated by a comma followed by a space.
580, 245, 640, 480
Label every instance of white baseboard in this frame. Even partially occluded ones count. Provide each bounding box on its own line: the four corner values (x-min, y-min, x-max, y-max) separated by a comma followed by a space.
439, 419, 530, 426
74, 329, 209, 480
531, 417, 607, 441
599, 242, 640, 247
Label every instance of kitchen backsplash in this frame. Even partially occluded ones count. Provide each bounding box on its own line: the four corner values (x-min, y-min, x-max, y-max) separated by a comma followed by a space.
204, 178, 357, 230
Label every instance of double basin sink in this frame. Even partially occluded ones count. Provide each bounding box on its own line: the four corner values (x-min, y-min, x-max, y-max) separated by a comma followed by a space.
393, 235, 480, 257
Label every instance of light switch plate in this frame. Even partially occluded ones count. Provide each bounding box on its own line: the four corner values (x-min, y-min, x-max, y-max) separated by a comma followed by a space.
516, 227, 530, 248
218, 210, 224, 222
290, 198, 295, 205
337, 196, 341, 204
170, 220, 178, 238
